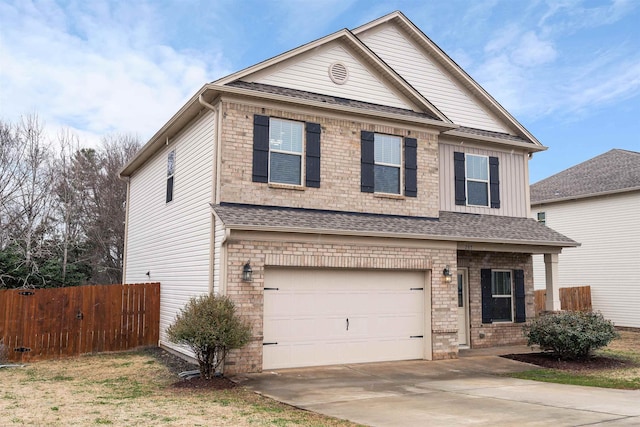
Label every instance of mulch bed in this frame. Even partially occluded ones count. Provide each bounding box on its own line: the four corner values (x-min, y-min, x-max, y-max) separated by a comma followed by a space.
143, 347, 237, 390
502, 352, 637, 371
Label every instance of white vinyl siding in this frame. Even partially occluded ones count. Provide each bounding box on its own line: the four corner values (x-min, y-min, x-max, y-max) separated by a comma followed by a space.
124, 110, 215, 354
251, 43, 411, 110
439, 140, 528, 217
359, 24, 510, 133
532, 192, 640, 328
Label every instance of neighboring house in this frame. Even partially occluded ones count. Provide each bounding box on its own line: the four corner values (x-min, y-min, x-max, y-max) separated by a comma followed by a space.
531, 149, 640, 329
120, 11, 576, 374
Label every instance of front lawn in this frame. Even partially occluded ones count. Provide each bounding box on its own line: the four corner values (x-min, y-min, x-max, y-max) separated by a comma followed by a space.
506, 330, 640, 389
0, 349, 359, 426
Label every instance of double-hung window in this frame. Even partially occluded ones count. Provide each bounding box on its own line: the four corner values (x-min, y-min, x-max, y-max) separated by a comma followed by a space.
252, 115, 321, 188
374, 134, 401, 194
481, 268, 526, 324
454, 151, 500, 208
466, 154, 489, 206
360, 131, 417, 197
491, 270, 513, 322
269, 118, 303, 186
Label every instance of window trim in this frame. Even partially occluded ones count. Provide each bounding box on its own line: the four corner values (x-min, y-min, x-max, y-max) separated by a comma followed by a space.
491, 270, 513, 323
373, 133, 403, 195
465, 153, 490, 207
537, 212, 546, 225
268, 117, 305, 186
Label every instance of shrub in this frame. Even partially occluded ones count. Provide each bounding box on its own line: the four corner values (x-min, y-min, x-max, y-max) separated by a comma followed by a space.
524, 311, 618, 360
166, 294, 251, 379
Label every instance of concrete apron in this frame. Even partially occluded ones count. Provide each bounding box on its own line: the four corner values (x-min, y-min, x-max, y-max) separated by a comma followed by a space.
233, 355, 640, 427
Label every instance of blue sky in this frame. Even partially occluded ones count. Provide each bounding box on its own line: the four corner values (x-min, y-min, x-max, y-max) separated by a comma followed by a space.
1, 0, 639, 183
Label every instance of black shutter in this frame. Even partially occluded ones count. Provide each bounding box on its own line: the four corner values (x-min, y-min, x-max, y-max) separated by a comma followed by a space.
360, 131, 374, 193
305, 122, 321, 188
166, 176, 174, 203
514, 269, 526, 323
404, 137, 417, 197
489, 156, 500, 208
481, 268, 493, 324
252, 115, 269, 183
454, 152, 466, 205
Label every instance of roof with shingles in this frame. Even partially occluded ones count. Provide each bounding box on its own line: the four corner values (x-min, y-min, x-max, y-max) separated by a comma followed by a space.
531, 149, 640, 204
227, 81, 437, 120
213, 203, 577, 247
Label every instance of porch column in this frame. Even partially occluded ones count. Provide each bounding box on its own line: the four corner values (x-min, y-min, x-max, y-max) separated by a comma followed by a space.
544, 253, 561, 311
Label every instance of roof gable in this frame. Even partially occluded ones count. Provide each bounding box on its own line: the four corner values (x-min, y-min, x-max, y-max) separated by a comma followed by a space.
353, 11, 541, 146
531, 149, 640, 204
215, 29, 448, 121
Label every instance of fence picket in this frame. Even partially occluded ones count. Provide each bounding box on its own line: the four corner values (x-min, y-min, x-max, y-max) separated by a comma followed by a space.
0, 283, 160, 362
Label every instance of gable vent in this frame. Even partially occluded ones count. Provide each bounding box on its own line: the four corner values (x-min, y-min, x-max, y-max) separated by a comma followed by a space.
328, 62, 349, 85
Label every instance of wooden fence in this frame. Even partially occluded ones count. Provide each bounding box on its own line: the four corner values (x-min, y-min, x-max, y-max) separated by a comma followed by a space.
534, 285, 592, 315
0, 282, 160, 363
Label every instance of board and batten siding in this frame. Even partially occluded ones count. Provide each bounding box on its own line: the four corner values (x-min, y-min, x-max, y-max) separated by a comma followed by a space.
439, 140, 528, 217
250, 43, 411, 110
124, 110, 216, 353
532, 192, 640, 328
359, 24, 509, 133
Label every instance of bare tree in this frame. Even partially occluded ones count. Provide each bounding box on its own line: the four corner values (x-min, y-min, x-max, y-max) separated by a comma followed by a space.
0, 120, 26, 250
9, 115, 55, 287
80, 134, 140, 284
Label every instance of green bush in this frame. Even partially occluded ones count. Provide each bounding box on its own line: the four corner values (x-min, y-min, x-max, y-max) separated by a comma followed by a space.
166, 294, 251, 379
524, 311, 618, 360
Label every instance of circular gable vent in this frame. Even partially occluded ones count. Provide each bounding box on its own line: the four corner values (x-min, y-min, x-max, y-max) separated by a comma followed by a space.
328, 62, 349, 85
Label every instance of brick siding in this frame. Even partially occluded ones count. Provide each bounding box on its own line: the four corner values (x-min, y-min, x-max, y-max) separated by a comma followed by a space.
218, 100, 440, 217
223, 235, 458, 374
457, 250, 534, 348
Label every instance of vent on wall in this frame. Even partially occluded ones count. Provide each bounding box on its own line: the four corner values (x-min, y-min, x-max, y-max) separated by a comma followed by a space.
328, 62, 349, 85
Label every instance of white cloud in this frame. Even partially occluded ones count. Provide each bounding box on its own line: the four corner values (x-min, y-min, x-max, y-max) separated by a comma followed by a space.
0, 0, 230, 147
511, 32, 557, 67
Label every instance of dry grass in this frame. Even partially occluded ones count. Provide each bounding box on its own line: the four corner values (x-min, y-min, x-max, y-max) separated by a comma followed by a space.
0, 351, 359, 426
596, 330, 640, 382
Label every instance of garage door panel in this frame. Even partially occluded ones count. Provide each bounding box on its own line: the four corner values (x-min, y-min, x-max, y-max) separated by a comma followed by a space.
263, 268, 428, 370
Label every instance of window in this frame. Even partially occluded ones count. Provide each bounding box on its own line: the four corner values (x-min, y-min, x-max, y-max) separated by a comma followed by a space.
269, 118, 303, 185
360, 132, 417, 197
166, 150, 175, 203
537, 212, 546, 225
481, 269, 526, 324
252, 115, 321, 187
454, 152, 500, 208
374, 134, 401, 194
466, 154, 489, 206
491, 270, 513, 321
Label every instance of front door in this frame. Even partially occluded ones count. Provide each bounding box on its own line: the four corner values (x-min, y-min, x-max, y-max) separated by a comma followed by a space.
457, 268, 469, 347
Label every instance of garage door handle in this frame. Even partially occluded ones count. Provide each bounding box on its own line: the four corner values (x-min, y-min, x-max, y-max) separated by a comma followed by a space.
346, 318, 349, 331
263, 342, 278, 346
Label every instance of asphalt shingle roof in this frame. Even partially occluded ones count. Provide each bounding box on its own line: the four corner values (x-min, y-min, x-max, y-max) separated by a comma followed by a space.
213, 203, 577, 247
453, 127, 530, 144
531, 149, 640, 204
227, 81, 438, 120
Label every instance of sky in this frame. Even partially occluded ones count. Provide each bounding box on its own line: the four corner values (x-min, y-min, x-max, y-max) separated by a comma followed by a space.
1, 0, 639, 183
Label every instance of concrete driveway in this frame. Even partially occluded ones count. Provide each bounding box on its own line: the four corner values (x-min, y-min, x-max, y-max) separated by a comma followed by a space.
234, 353, 640, 427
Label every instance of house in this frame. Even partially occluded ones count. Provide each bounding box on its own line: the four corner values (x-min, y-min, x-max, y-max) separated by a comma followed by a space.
119, 11, 577, 374
531, 149, 640, 329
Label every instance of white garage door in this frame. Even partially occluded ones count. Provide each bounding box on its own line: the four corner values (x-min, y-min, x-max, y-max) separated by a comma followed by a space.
263, 268, 426, 370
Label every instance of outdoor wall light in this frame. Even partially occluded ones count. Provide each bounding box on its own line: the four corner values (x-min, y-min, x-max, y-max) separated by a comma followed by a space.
443, 265, 452, 283
242, 261, 253, 282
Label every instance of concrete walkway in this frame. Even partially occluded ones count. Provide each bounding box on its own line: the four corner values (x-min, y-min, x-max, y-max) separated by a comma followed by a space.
234, 354, 640, 427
